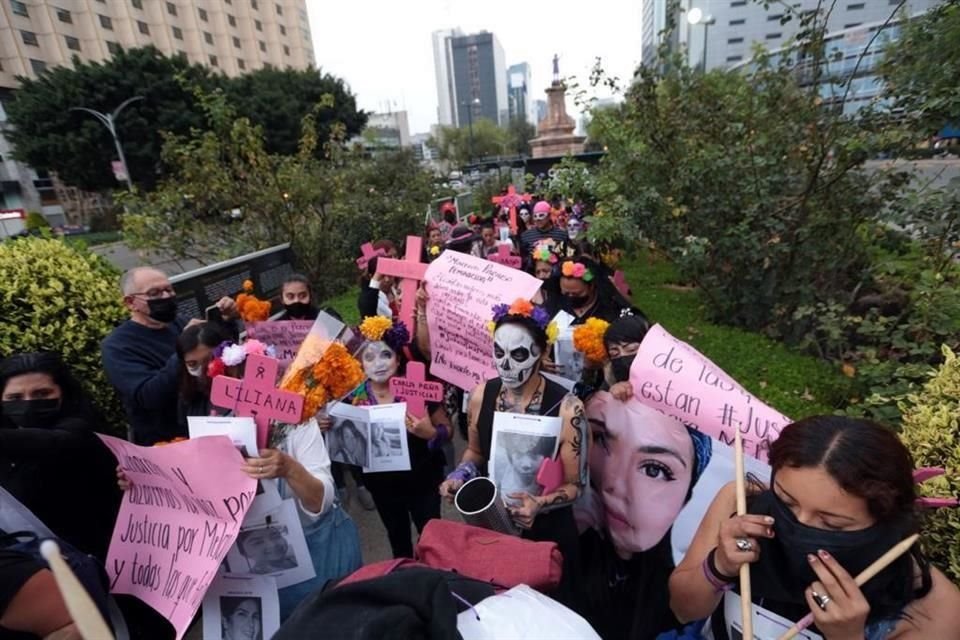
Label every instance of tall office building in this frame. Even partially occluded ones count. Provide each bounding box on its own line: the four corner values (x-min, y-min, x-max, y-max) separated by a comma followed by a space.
443, 31, 507, 128
507, 61, 532, 124
0, 0, 315, 216
432, 27, 462, 127
642, 0, 938, 70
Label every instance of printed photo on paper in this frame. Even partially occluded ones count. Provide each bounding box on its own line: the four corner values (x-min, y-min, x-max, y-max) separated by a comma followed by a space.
326, 403, 371, 468
490, 412, 562, 505
201, 573, 280, 640
226, 499, 315, 589
364, 403, 411, 473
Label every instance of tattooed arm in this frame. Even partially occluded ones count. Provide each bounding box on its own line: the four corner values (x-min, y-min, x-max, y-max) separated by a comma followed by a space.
439, 383, 487, 501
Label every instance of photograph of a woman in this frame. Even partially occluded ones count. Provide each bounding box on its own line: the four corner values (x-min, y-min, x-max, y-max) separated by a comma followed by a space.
236, 525, 298, 574
326, 418, 369, 467
220, 597, 262, 640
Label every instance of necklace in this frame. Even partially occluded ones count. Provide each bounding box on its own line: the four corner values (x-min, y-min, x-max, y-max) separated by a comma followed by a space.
497, 376, 544, 414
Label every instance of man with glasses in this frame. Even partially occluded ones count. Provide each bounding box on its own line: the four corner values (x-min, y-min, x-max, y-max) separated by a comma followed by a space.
101, 267, 237, 445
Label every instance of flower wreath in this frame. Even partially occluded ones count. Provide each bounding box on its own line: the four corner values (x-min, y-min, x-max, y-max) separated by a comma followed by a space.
573, 318, 611, 365
280, 342, 365, 421
531, 242, 559, 264
206, 339, 276, 378
487, 298, 559, 345
560, 260, 594, 282
358, 315, 410, 352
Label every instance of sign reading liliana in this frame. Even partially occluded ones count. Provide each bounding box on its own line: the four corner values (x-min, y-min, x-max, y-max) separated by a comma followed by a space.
629, 324, 791, 461
99, 435, 257, 640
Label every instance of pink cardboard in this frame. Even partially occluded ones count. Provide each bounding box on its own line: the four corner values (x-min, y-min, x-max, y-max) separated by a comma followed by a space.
613, 270, 630, 298
244, 321, 314, 368
210, 353, 304, 449
629, 324, 791, 461
356, 242, 387, 269
492, 185, 531, 235
377, 235, 427, 332
487, 243, 521, 269
98, 435, 257, 640
390, 361, 444, 419
424, 251, 542, 390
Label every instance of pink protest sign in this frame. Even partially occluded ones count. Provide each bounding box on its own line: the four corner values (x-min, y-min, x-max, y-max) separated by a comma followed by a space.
378, 235, 427, 331
425, 251, 542, 390
613, 270, 631, 298
244, 321, 314, 368
98, 435, 257, 640
487, 243, 521, 269
356, 242, 386, 269
210, 354, 304, 449
390, 361, 443, 419
629, 324, 791, 461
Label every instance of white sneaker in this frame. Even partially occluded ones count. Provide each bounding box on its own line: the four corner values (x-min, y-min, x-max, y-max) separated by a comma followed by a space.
356, 486, 376, 511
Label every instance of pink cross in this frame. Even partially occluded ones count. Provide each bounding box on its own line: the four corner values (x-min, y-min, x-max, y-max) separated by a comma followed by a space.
492, 185, 531, 235
389, 361, 443, 419
487, 243, 521, 269
376, 235, 426, 331
613, 270, 631, 298
356, 242, 387, 269
210, 354, 305, 450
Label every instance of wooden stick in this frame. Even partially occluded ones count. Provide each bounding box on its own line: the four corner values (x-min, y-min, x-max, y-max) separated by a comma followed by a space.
776, 533, 920, 640
39, 540, 115, 640
735, 429, 753, 639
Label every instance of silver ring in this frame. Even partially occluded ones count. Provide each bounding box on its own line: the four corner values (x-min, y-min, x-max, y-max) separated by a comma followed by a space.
735, 538, 754, 552
812, 591, 831, 611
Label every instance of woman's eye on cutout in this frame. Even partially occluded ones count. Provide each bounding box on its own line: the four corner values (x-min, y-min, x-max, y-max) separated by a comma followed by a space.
638, 460, 676, 481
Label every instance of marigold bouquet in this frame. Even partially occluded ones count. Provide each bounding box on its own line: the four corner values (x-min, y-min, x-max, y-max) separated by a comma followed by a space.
573, 318, 611, 365
236, 279, 272, 322
281, 342, 364, 422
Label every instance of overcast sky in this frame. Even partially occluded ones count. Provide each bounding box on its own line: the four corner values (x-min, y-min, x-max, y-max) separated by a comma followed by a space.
306, 0, 642, 134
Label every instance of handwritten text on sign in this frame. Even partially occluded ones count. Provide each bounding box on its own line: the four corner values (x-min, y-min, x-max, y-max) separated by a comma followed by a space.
98, 435, 257, 640
425, 251, 541, 390
245, 321, 314, 367
390, 361, 443, 419
629, 324, 791, 461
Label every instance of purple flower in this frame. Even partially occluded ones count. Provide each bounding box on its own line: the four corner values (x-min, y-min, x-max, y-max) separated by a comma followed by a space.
212, 340, 232, 359
491, 303, 510, 322
531, 306, 550, 329
384, 321, 410, 352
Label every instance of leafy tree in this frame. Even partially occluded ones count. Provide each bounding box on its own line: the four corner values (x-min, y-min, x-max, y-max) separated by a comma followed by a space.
224, 67, 367, 158
505, 118, 536, 157
5, 47, 217, 192
430, 118, 508, 165
880, 0, 960, 134
120, 90, 434, 300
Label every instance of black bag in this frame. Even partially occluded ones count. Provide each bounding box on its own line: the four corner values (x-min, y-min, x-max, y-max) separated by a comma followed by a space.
0, 528, 112, 626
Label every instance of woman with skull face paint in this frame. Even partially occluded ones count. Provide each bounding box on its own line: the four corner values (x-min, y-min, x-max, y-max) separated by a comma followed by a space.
439, 299, 588, 607
345, 316, 451, 559
0, 352, 121, 564
669, 416, 960, 640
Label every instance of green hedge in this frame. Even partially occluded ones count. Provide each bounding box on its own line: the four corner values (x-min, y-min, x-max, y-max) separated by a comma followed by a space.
0, 237, 127, 434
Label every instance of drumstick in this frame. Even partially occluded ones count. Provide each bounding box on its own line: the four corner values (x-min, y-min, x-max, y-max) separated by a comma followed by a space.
734, 429, 753, 639
776, 533, 920, 640
39, 540, 115, 640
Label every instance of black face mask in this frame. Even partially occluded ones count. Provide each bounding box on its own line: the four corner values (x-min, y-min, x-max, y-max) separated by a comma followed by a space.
146, 297, 178, 324
2, 398, 62, 429
564, 294, 590, 310
610, 354, 636, 383
749, 487, 906, 606
283, 302, 316, 319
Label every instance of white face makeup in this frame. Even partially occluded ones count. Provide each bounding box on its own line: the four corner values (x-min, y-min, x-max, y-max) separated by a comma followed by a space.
493, 323, 542, 390
533, 210, 549, 223
362, 341, 398, 383
519, 210, 531, 223
567, 219, 583, 240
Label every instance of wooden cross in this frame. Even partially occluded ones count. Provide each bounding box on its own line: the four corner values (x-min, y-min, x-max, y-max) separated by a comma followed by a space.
210, 353, 305, 450
376, 235, 426, 332
487, 242, 521, 269
389, 361, 444, 419
491, 185, 532, 235
356, 242, 387, 269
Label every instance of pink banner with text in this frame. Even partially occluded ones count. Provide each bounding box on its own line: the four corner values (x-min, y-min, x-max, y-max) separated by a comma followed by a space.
425, 251, 542, 390
99, 435, 257, 640
629, 325, 791, 461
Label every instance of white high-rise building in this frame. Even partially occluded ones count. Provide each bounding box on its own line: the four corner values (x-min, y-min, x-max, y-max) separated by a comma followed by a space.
642, 0, 939, 71
432, 27, 462, 127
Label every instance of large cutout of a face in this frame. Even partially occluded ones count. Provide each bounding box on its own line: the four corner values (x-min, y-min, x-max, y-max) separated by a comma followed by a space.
587, 393, 695, 553
493, 323, 542, 390
361, 341, 398, 383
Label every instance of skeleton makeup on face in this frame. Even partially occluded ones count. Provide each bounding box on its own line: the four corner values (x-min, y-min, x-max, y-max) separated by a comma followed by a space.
493, 323, 542, 390
519, 209, 531, 224
362, 341, 398, 383
567, 218, 583, 240
533, 210, 549, 223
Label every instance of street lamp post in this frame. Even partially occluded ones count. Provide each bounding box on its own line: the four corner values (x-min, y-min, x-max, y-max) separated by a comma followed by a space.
687, 8, 716, 72
463, 97, 481, 165
70, 96, 144, 192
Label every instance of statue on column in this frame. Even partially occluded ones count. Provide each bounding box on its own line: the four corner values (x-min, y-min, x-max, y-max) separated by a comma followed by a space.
552, 54, 560, 83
